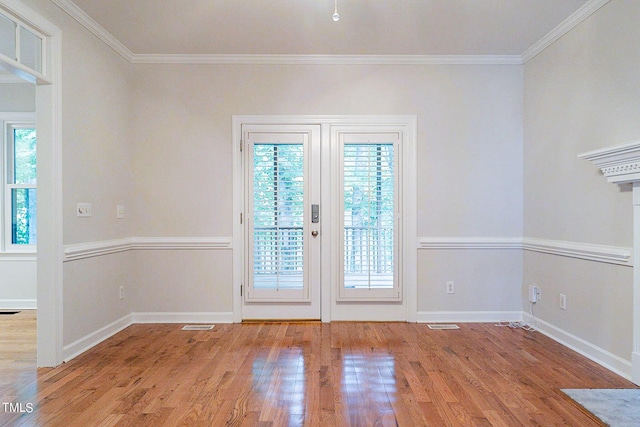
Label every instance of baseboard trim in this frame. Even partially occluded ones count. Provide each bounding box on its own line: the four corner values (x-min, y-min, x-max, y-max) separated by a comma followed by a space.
62, 311, 234, 362
523, 313, 632, 380
0, 299, 36, 309
131, 312, 234, 324
63, 313, 133, 362
59, 308, 633, 384
416, 311, 523, 323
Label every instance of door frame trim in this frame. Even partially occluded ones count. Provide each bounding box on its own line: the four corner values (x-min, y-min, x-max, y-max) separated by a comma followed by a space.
232, 115, 417, 323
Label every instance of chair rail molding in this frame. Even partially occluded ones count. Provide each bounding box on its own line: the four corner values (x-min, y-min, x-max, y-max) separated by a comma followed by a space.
579, 140, 640, 385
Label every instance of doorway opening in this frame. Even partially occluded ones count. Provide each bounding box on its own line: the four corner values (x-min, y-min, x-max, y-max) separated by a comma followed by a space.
0, 0, 63, 367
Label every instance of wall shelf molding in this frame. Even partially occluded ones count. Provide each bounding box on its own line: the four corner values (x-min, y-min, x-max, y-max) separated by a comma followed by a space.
579, 140, 640, 184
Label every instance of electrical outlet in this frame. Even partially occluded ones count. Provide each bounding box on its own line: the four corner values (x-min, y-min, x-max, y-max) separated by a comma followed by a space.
119, 286, 125, 300
116, 205, 125, 219
446, 281, 455, 294
560, 293, 566, 310
529, 285, 541, 303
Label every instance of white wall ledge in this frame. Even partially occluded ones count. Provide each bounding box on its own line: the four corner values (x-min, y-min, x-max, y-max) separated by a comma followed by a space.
64, 237, 233, 262
579, 140, 640, 184
65, 236, 630, 267
522, 237, 632, 266
419, 236, 632, 266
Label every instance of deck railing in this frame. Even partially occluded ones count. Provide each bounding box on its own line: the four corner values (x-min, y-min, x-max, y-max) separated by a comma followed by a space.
253, 225, 393, 275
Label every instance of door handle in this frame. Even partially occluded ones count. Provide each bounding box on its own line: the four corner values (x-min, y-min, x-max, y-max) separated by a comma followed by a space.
311, 204, 319, 223
311, 230, 319, 237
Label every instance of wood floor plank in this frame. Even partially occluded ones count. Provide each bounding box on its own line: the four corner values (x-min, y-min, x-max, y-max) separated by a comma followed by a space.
2, 317, 637, 426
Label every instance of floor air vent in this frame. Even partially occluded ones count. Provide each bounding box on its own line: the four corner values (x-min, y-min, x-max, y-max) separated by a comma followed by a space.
181, 325, 215, 331
428, 324, 460, 330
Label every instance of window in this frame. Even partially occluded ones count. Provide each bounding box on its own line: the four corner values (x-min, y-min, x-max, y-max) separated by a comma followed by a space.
2, 119, 36, 250
0, 9, 44, 74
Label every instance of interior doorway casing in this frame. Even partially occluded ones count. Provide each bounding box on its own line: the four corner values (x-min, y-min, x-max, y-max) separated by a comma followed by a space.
0, 0, 63, 366
232, 115, 417, 323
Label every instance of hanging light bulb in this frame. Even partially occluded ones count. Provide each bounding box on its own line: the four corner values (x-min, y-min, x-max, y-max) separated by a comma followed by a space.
332, 0, 340, 21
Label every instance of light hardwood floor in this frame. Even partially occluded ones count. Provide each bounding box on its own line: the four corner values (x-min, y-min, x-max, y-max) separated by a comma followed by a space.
0, 313, 636, 426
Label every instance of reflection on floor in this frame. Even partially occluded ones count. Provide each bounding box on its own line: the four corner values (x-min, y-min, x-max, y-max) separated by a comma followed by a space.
0, 319, 636, 426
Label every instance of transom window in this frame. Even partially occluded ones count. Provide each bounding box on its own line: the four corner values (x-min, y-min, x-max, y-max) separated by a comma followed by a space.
0, 9, 43, 74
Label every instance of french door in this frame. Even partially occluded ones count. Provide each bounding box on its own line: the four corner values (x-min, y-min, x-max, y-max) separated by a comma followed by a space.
238, 118, 414, 322
242, 125, 321, 320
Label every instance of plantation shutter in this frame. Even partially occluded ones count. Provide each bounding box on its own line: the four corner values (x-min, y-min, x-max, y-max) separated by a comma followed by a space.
252, 143, 305, 290
343, 142, 395, 290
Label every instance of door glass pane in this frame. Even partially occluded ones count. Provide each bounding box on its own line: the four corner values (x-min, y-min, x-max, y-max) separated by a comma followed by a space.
0, 13, 16, 60
19, 26, 42, 73
343, 144, 394, 289
11, 188, 37, 245
253, 143, 304, 290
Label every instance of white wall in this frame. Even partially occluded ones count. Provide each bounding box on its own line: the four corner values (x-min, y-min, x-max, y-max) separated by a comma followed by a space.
0, 84, 36, 309
59, 17, 133, 346
17, 0, 523, 360
130, 63, 523, 317
18, 0, 135, 348
523, 0, 640, 365
0, 83, 35, 111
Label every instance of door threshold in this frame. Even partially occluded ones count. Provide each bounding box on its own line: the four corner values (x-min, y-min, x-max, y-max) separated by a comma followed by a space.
242, 319, 321, 323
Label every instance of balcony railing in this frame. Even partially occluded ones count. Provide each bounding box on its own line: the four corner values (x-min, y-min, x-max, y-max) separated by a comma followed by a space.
253, 226, 393, 272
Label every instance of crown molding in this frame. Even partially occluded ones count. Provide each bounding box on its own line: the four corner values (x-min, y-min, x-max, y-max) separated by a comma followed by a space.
522, 0, 610, 63
49, 0, 134, 62
49, 1, 522, 66
131, 54, 523, 66
52, 0, 607, 66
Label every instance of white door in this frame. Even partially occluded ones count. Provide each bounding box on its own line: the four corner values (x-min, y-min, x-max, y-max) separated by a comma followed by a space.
242, 124, 321, 320
328, 127, 406, 321
236, 117, 415, 322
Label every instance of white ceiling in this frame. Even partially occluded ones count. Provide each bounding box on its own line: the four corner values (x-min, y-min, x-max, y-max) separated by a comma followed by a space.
67, 0, 589, 56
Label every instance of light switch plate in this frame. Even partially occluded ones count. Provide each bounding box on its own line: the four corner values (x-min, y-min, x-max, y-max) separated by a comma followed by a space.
117, 205, 125, 219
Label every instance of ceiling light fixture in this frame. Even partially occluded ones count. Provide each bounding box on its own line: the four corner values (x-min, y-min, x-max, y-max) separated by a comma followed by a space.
332, 0, 340, 21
